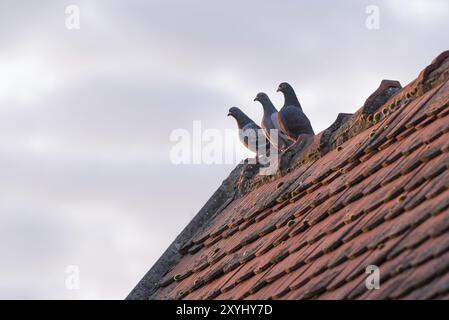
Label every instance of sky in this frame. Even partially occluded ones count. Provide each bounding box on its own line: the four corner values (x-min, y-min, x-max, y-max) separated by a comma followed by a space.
0, 0, 448, 299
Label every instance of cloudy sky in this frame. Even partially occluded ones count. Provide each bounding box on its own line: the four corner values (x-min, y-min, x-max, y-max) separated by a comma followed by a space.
0, 0, 448, 299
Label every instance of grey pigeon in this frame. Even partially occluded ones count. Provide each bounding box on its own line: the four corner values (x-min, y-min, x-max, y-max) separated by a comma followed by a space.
277, 82, 314, 141
228, 106, 270, 156
254, 92, 292, 151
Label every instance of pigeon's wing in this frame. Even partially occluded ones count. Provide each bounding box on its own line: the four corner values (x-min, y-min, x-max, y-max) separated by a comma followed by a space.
244, 122, 262, 132
261, 127, 272, 147
262, 112, 289, 149
240, 122, 264, 154
260, 115, 271, 140
271, 112, 292, 142
261, 113, 281, 147
279, 105, 314, 139
270, 112, 279, 130
250, 122, 270, 155
278, 108, 297, 141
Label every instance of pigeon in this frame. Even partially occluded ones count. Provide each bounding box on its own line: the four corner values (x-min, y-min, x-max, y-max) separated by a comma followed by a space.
228, 106, 270, 156
277, 82, 314, 141
254, 92, 292, 151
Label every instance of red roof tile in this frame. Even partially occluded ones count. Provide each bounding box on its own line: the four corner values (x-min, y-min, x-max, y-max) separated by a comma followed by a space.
128, 51, 449, 300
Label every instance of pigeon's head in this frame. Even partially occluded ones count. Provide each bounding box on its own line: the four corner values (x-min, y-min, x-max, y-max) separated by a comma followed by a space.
227, 106, 241, 118
228, 106, 253, 127
276, 82, 293, 93
253, 92, 269, 103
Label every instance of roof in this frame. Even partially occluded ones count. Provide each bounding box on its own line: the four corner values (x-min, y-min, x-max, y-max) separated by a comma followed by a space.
128, 50, 449, 300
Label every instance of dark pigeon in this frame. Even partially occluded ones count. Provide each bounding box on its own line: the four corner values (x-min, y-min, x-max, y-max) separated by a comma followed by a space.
228, 106, 270, 156
277, 82, 314, 141
254, 92, 292, 151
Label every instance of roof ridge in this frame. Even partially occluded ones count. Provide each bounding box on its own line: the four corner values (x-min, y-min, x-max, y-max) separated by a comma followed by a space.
237, 51, 449, 197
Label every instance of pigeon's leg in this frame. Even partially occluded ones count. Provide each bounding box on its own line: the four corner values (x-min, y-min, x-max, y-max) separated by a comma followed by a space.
280, 143, 296, 155
255, 155, 265, 166
279, 134, 311, 159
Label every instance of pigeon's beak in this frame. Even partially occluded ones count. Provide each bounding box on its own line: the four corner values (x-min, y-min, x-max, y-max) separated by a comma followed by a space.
253, 97, 258, 102
227, 112, 232, 116
276, 87, 281, 92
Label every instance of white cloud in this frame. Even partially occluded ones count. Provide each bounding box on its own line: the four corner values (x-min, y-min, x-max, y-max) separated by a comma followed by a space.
0, 53, 59, 105
386, 0, 449, 22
